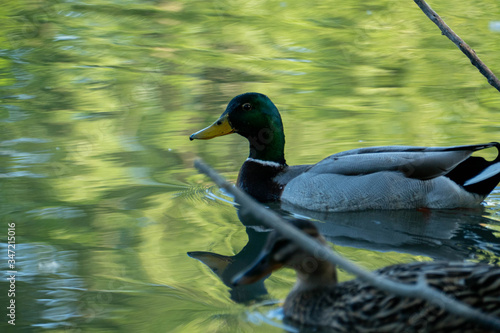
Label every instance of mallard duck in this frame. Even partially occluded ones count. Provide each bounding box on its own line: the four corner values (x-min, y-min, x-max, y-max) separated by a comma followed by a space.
232, 219, 500, 332
190, 93, 500, 212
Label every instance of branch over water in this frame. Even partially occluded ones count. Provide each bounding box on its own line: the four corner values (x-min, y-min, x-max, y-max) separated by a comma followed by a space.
414, 0, 500, 93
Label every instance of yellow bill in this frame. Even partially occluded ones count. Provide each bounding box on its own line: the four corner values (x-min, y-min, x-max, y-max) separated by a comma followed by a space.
189, 114, 234, 140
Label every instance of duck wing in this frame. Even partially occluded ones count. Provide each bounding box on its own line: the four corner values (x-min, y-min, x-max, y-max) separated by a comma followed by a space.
309, 143, 499, 180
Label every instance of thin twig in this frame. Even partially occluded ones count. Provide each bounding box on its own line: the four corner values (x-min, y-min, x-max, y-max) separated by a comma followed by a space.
414, 0, 500, 93
194, 158, 500, 332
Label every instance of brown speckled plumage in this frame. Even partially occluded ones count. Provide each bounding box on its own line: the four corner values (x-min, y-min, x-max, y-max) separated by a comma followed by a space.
233, 220, 500, 332
284, 261, 500, 332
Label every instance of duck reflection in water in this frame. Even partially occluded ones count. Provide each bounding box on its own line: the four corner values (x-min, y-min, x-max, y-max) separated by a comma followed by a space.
276, 203, 500, 262
187, 208, 273, 304
233, 219, 500, 333
188, 200, 500, 305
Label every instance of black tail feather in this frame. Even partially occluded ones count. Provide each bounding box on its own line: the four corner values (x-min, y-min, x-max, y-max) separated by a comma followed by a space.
445, 142, 500, 196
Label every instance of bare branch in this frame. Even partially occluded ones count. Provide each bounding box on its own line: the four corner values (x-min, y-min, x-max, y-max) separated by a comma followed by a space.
194, 158, 500, 332
414, 0, 500, 93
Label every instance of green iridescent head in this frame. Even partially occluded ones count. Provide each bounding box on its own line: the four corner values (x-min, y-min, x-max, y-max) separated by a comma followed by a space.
190, 93, 286, 163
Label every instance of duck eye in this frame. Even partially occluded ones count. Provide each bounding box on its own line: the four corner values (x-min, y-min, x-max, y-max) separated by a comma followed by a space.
242, 103, 252, 111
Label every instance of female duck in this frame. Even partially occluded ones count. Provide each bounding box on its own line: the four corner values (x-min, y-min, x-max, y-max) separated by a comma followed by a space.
232, 219, 500, 332
190, 93, 500, 212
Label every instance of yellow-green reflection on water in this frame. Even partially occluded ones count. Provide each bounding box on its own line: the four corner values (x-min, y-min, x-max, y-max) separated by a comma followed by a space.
1, 0, 500, 332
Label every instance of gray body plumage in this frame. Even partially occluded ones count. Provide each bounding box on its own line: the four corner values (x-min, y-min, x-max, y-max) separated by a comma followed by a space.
279, 145, 491, 212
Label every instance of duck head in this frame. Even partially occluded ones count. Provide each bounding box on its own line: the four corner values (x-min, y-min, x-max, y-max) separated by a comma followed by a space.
232, 219, 338, 288
190, 93, 286, 163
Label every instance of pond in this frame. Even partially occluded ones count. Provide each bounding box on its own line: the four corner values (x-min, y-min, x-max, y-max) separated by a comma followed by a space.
1, 0, 500, 332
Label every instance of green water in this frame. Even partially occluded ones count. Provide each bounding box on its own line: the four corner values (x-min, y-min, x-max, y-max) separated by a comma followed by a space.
1, 0, 500, 332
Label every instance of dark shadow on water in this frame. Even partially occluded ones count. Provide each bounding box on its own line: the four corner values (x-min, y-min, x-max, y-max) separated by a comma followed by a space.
278, 203, 500, 262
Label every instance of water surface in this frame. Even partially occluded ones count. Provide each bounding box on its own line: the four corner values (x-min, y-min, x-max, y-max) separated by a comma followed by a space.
1, 0, 500, 332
